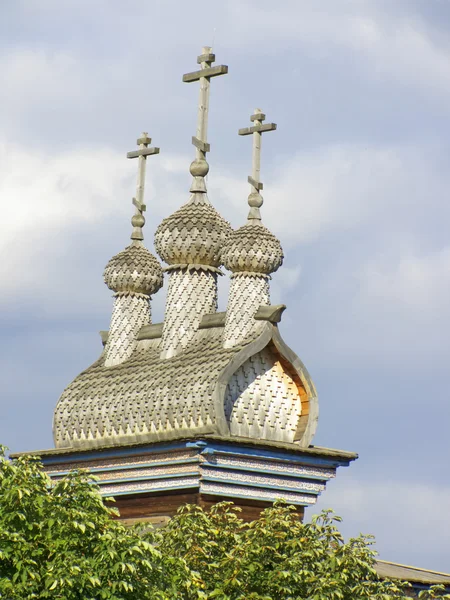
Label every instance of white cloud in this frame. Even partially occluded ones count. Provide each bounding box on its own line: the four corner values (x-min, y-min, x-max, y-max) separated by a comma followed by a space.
267, 145, 399, 244
301, 243, 450, 372
271, 266, 302, 306
359, 247, 450, 320
0, 49, 81, 110
314, 472, 450, 572
0, 43, 170, 145
3, 0, 450, 147
352, 247, 450, 367
205, 142, 450, 372
0, 140, 130, 298
2, 137, 450, 355
0, 138, 195, 317
228, 0, 450, 98
216, 142, 448, 247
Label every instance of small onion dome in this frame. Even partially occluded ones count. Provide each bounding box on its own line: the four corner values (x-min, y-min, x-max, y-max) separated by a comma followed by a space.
222, 221, 284, 275
103, 242, 163, 295
154, 195, 232, 268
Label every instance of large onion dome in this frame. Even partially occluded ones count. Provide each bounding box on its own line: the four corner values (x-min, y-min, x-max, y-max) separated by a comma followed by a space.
154, 194, 232, 269
103, 241, 163, 295
222, 220, 283, 275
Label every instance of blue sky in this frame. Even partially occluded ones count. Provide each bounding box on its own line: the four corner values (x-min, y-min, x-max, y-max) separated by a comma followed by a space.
1, 0, 449, 572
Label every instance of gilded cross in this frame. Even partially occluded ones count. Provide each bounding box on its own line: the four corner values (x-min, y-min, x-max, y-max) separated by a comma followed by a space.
126, 132, 160, 241
183, 47, 228, 192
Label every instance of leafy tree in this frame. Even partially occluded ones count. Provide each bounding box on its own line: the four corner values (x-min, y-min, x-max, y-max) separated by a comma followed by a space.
161, 502, 410, 600
1, 447, 449, 600
0, 448, 182, 599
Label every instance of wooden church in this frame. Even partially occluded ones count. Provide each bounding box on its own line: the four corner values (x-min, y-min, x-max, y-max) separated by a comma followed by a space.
12, 47, 450, 595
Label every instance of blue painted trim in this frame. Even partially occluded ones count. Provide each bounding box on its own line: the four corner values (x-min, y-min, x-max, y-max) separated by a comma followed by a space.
50, 458, 332, 483
411, 583, 438, 592
40, 439, 351, 469
39, 442, 192, 465
186, 441, 207, 448
207, 443, 348, 468
201, 486, 310, 507
98, 470, 199, 486
102, 480, 199, 497
48, 456, 199, 477
201, 476, 320, 497
201, 461, 332, 482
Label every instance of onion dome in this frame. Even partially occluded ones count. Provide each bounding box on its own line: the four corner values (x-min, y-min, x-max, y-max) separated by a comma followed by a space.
222, 219, 283, 275
222, 187, 283, 276
223, 109, 283, 276
103, 242, 163, 295
103, 131, 164, 296
154, 193, 232, 269
155, 48, 231, 271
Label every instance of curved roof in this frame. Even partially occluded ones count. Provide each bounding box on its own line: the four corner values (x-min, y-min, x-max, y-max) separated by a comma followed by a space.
53, 316, 318, 450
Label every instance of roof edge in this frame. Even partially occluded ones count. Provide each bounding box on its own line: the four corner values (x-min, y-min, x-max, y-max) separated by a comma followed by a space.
10, 434, 358, 463
212, 323, 320, 447
376, 559, 450, 580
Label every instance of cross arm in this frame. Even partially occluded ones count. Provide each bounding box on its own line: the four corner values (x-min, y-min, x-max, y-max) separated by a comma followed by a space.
192, 136, 211, 153
182, 65, 228, 83
238, 123, 277, 136
248, 176, 263, 190
132, 197, 146, 212
127, 147, 160, 159
250, 112, 266, 122
197, 51, 215, 64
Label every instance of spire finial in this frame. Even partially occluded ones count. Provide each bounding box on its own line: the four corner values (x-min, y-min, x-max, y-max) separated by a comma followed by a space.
126, 132, 160, 241
238, 109, 277, 221
183, 47, 228, 193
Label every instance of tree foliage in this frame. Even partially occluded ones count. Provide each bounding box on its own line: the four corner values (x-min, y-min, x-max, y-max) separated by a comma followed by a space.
0, 448, 449, 600
0, 448, 181, 599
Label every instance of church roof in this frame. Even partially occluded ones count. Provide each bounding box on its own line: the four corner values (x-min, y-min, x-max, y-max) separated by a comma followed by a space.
53, 315, 318, 450
375, 560, 450, 587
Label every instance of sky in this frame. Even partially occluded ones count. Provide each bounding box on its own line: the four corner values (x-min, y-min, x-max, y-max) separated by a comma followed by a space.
1, 0, 450, 573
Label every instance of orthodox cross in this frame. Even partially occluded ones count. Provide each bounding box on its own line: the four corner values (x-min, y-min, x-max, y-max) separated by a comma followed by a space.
183, 47, 228, 191
239, 109, 277, 220
126, 132, 160, 241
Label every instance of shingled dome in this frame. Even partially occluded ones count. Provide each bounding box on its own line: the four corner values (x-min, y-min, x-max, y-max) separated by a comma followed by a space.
154, 194, 232, 269
222, 220, 283, 275
103, 242, 163, 295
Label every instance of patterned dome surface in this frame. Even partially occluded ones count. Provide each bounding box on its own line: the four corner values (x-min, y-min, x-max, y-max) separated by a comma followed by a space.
52, 321, 318, 450
222, 221, 284, 274
103, 242, 163, 295
155, 195, 232, 267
